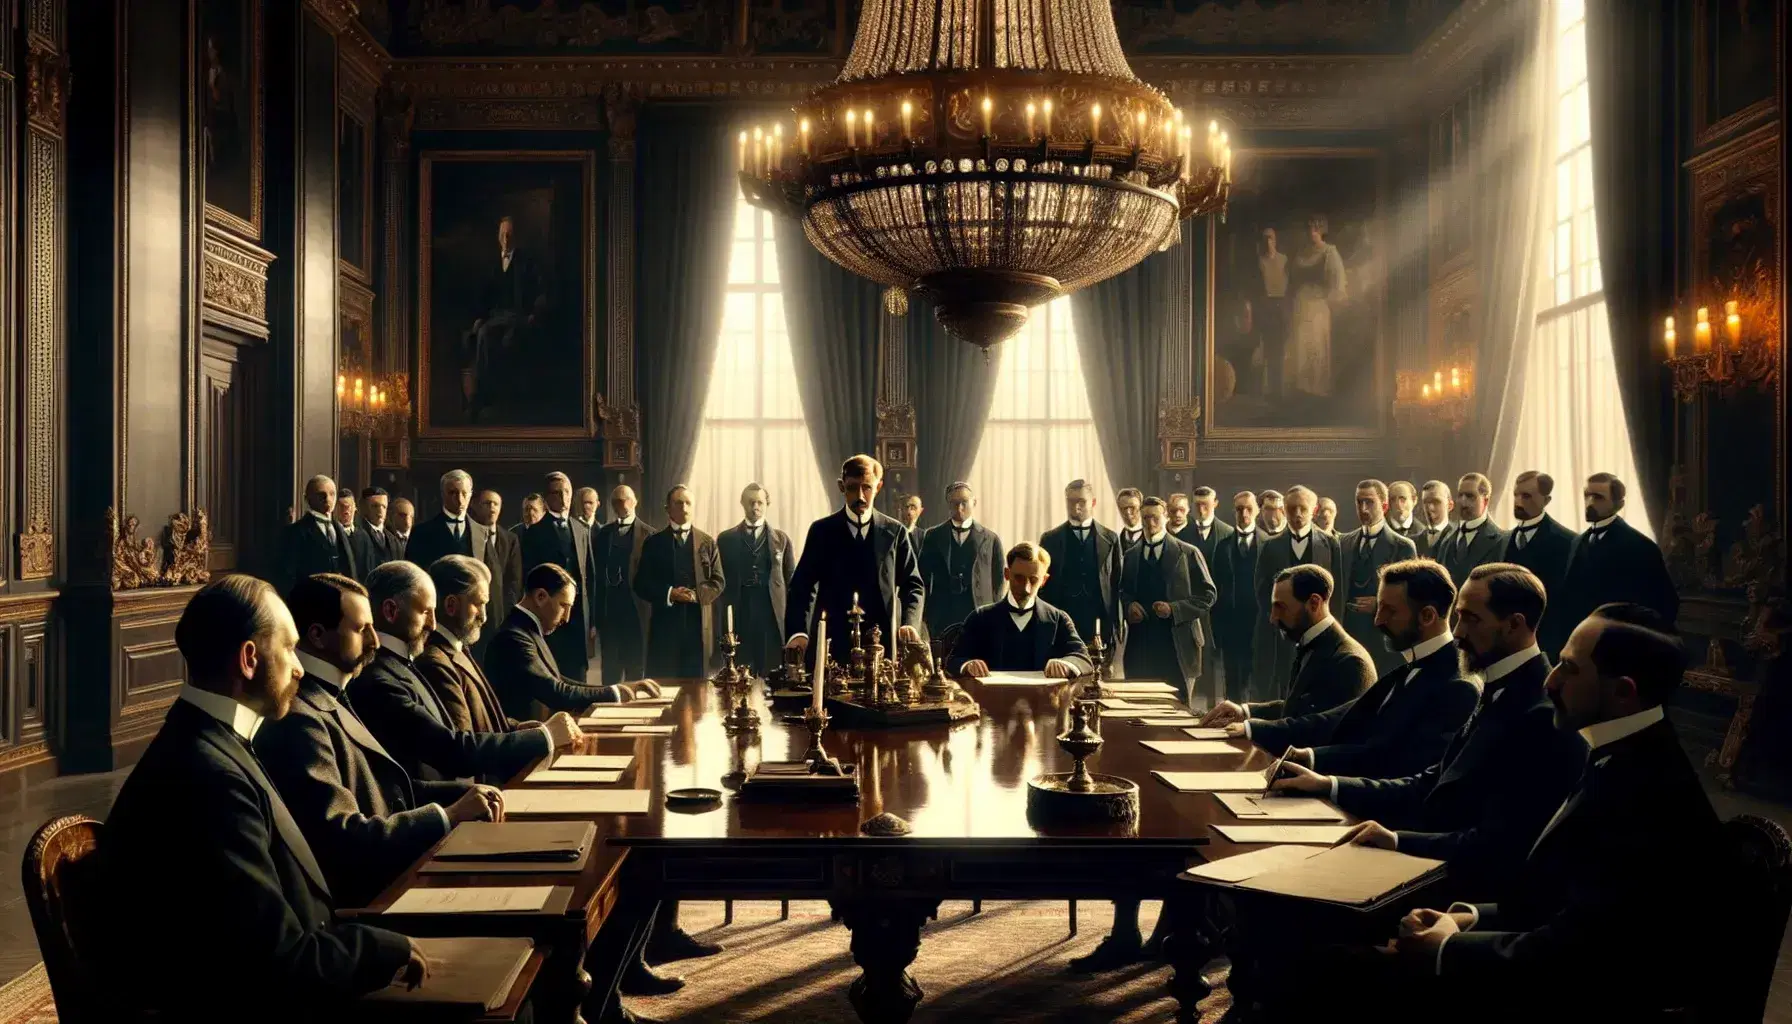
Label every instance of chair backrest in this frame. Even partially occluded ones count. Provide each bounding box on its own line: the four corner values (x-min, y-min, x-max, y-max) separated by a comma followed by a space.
19, 815, 141, 1024
1721, 813, 1792, 1022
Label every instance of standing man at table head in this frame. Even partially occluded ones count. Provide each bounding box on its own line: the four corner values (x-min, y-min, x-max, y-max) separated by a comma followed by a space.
919, 481, 1004, 637
102, 575, 428, 1016
717, 483, 795, 676
1115, 487, 1145, 552
634, 484, 725, 678
1038, 478, 1123, 658
593, 484, 652, 685
783, 454, 924, 669
1119, 496, 1217, 707
947, 542, 1093, 678
520, 471, 597, 684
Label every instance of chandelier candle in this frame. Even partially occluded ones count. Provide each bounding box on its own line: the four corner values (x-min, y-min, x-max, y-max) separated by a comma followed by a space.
982, 95, 993, 138
901, 100, 913, 142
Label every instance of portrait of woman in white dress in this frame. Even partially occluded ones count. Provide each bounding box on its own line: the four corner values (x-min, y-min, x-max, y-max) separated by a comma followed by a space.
1283, 215, 1348, 397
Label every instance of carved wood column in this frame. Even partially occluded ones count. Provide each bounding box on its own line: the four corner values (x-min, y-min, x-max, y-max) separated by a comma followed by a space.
1157, 223, 1199, 483
598, 86, 641, 478
874, 289, 916, 512
17, 0, 67, 582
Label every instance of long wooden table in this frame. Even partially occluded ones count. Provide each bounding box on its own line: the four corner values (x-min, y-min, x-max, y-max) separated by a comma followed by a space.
357, 677, 1339, 1024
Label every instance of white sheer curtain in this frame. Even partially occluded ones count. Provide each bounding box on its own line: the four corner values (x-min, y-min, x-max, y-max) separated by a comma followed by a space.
1497, 0, 1650, 537
964, 296, 1116, 547
686, 202, 832, 556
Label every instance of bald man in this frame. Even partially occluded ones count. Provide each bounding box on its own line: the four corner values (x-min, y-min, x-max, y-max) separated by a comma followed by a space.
278, 475, 358, 593
593, 484, 652, 685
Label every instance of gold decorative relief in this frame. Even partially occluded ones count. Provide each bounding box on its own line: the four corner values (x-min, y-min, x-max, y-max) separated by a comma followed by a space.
595, 394, 641, 470
162, 511, 212, 586
202, 226, 276, 334
16, 515, 54, 581
107, 509, 165, 592
1157, 400, 1201, 470
25, 43, 67, 137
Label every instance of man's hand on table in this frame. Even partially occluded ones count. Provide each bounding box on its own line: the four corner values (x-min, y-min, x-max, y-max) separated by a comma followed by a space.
959, 659, 990, 678
445, 785, 500, 825
398, 940, 435, 990
1043, 658, 1078, 679
1267, 759, 1331, 794
1202, 699, 1247, 727
1393, 907, 1463, 964
622, 679, 663, 700
1339, 820, 1398, 850
544, 711, 581, 750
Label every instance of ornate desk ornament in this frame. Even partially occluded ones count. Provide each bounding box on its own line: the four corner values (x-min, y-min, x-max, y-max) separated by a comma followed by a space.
713, 624, 760, 733
1025, 701, 1140, 826
821, 624, 980, 728
1080, 621, 1112, 730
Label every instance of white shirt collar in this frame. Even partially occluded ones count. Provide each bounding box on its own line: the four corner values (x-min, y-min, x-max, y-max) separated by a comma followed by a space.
309, 511, 332, 527
515, 603, 545, 634
444, 512, 465, 523
1461, 514, 1488, 531
1291, 527, 1312, 542
1590, 513, 1620, 530
366, 521, 385, 534
1194, 516, 1215, 530
1144, 529, 1168, 545
1515, 513, 1546, 529
1300, 616, 1333, 647
844, 507, 872, 526
1389, 514, 1414, 530
1361, 521, 1385, 537
1005, 592, 1038, 614
743, 518, 764, 531
1579, 705, 1664, 751
296, 651, 349, 688
1262, 524, 1285, 536
376, 632, 414, 660
1402, 630, 1455, 665
432, 624, 464, 654
1122, 524, 1141, 535
178, 684, 265, 742
1483, 644, 1542, 683
950, 517, 976, 530
1068, 517, 1091, 529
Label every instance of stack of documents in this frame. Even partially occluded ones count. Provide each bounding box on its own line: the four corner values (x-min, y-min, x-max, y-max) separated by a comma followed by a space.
421, 821, 598, 874
363, 936, 536, 1011
1215, 793, 1344, 820
501, 788, 653, 816
1213, 824, 1352, 844
578, 706, 665, 725
1102, 681, 1179, 696
978, 670, 1052, 685
1184, 844, 1325, 883
550, 754, 635, 770
525, 768, 624, 784
385, 886, 556, 915
1140, 739, 1240, 756
1182, 727, 1230, 740
1152, 770, 1270, 792
1235, 844, 1444, 905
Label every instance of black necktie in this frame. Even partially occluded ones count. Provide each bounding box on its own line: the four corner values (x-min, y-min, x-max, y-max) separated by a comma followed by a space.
1145, 541, 1162, 562
1588, 528, 1606, 546
1359, 534, 1372, 557
1513, 525, 1535, 549
554, 516, 568, 532
673, 529, 690, 545
448, 517, 464, 539
1072, 526, 1090, 541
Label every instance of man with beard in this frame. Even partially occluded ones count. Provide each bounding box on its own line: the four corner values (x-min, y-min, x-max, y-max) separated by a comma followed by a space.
1439, 472, 1508, 584
1553, 473, 1678, 650
1212, 490, 1264, 701
1314, 496, 1340, 538
1115, 487, 1145, 552
349, 561, 578, 783
1333, 479, 1419, 674
415, 556, 527, 734
1215, 559, 1475, 779
255, 573, 501, 906
1500, 470, 1576, 655
102, 576, 427, 1017
1038, 478, 1124, 659
784, 455, 924, 671
1414, 479, 1456, 559
716, 483, 796, 676
1250, 486, 1340, 702
1273, 563, 1584, 897
593, 485, 652, 685
1388, 480, 1425, 544
1202, 564, 1373, 729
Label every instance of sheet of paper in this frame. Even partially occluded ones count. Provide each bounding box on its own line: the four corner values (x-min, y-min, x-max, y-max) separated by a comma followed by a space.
1152, 770, 1269, 792
551, 754, 635, 771
1100, 698, 1176, 711
1102, 681, 1178, 694
1215, 793, 1346, 821
1141, 740, 1242, 756
618, 724, 676, 735
579, 722, 677, 735
977, 671, 1052, 685
385, 885, 554, 915
1183, 844, 1326, 883
525, 769, 625, 785
579, 706, 665, 719
502, 788, 653, 816
1237, 844, 1445, 905
1135, 717, 1200, 727
1182, 727, 1230, 739
1214, 824, 1352, 844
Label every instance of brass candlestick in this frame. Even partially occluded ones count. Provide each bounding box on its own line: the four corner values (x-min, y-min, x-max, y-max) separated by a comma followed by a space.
1059, 701, 1103, 792
802, 706, 844, 776
1080, 628, 1110, 730
715, 630, 760, 732
847, 597, 867, 681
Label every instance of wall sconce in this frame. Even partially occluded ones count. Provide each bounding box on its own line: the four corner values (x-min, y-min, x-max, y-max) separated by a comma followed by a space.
337, 367, 411, 438
1662, 296, 1778, 402
1395, 363, 1474, 432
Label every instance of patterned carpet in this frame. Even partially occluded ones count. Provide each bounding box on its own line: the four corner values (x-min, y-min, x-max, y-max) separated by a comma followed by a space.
0, 901, 1228, 1024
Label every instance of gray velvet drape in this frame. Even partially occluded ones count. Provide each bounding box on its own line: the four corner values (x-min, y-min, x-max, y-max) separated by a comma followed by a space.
1069, 249, 1179, 492
909, 303, 1001, 506
775, 227, 885, 491
636, 106, 739, 524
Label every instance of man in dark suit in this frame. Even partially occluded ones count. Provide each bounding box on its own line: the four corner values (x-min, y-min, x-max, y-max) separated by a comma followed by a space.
1179, 487, 1235, 704
717, 483, 796, 676
348, 560, 578, 783
575, 486, 602, 532
1213, 490, 1264, 704
1114, 487, 1145, 552
1256, 489, 1288, 537
1118, 496, 1218, 707
783, 454, 925, 670
634, 485, 726, 678
333, 493, 359, 544
276, 475, 358, 593
1500, 470, 1577, 655
468, 487, 523, 659
1384, 604, 1729, 1020
1166, 492, 1194, 543
1038, 478, 1124, 658
487, 563, 656, 717
101, 576, 424, 1018
1388, 480, 1424, 543
388, 497, 414, 562
1414, 479, 1456, 559
255, 573, 499, 907
895, 492, 925, 543
1205, 564, 1374, 730
1553, 473, 1678, 653
1275, 563, 1586, 897
416, 556, 529, 733
1220, 559, 1476, 779
519, 471, 597, 684
1314, 496, 1340, 539
349, 487, 399, 580
404, 469, 478, 573
1439, 472, 1509, 584
593, 484, 652, 685
919, 481, 1005, 637
947, 542, 1094, 677
1250, 486, 1340, 702
1335, 479, 1421, 674
463, 214, 546, 422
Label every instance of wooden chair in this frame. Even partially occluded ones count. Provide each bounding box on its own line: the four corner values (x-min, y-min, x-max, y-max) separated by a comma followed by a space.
20, 815, 151, 1024
1720, 813, 1792, 1022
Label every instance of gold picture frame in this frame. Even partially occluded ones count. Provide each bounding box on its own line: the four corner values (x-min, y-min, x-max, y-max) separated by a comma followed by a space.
199, 0, 264, 240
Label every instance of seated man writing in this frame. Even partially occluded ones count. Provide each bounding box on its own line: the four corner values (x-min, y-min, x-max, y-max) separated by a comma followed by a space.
1218, 559, 1478, 779
946, 541, 1094, 679
485, 562, 662, 716
1201, 563, 1377, 728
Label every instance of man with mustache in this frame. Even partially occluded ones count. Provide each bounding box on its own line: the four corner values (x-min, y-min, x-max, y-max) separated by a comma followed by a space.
1438, 472, 1508, 584
1274, 563, 1584, 897
1250, 486, 1340, 702
1333, 479, 1419, 674
1387, 480, 1425, 544
255, 573, 503, 907
1552, 473, 1678, 657
1414, 479, 1455, 559
1499, 470, 1576, 655
1115, 487, 1145, 552
1202, 563, 1372, 730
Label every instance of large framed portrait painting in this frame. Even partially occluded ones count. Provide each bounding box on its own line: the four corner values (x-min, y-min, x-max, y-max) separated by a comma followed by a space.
200, 0, 263, 238
418, 151, 596, 437
1206, 150, 1386, 434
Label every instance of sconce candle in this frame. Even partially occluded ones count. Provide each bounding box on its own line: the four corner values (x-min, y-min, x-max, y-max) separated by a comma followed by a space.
1043, 98, 1053, 139
1724, 300, 1742, 349
1134, 109, 1147, 145
1090, 102, 1102, 143
863, 109, 874, 146
772, 123, 783, 171
800, 118, 811, 157
1694, 307, 1712, 354
1433, 370, 1443, 393
1663, 315, 1677, 358
737, 131, 748, 171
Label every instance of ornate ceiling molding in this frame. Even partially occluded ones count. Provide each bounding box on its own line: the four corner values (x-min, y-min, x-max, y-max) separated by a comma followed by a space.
389, 57, 841, 102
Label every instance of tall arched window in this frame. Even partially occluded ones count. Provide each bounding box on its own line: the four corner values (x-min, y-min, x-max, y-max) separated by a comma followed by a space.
964, 296, 1116, 547
686, 200, 831, 554
1503, 0, 1651, 535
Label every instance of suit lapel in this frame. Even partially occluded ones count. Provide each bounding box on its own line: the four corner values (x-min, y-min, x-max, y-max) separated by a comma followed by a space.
385, 650, 451, 727
874, 517, 894, 597
198, 713, 333, 898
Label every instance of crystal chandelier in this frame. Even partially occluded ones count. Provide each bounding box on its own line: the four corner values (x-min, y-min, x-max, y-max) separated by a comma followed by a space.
738, 0, 1231, 350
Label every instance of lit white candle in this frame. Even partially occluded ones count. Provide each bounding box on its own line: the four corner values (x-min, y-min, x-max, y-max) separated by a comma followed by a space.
813, 613, 828, 712
1090, 102, 1102, 143
1043, 98, 1054, 139
863, 109, 874, 147
982, 95, 993, 137
738, 130, 748, 171
727, 604, 734, 635
772, 123, 783, 171
901, 100, 913, 142
846, 109, 857, 148
1095, 618, 1102, 639
1026, 101, 1037, 139
800, 118, 811, 157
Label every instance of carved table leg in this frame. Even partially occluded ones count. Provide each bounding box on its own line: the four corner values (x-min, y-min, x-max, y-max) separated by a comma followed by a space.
830, 898, 939, 1024
1162, 893, 1220, 1023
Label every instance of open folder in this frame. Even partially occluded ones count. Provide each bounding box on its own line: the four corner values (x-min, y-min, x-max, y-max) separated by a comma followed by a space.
362, 936, 534, 1011
1235, 844, 1445, 906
